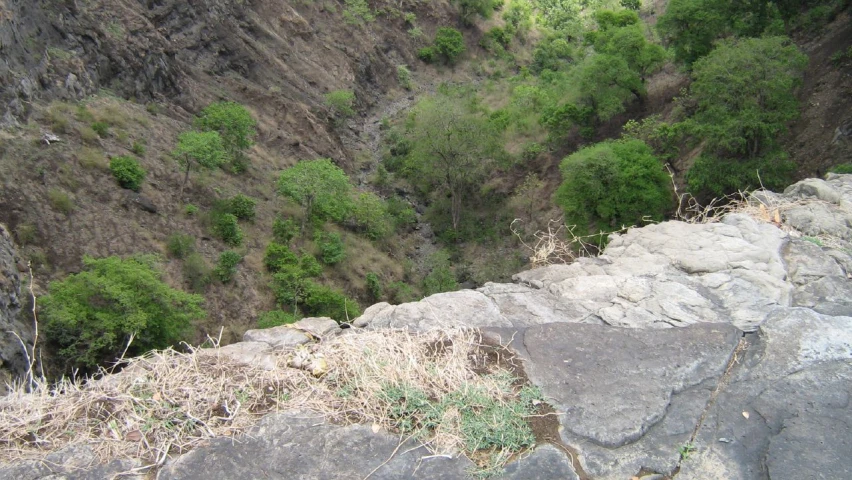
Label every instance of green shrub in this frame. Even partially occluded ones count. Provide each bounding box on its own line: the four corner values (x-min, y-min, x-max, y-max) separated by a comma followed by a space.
194, 101, 257, 173
386, 197, 417, 229
264, 242, 299, 272
213, 250, 242, 283
829, 163, 852, 174
257, 310, 299, 329
299, 253, 323, 277
397, 65, 412, 90
166, 233, 195, 259
423, 250, 458, 296
184, 204, 199, 216
343, 0, 375, 24
91, 121, 110, 138
131, 141, 146, 156
212, 213, 243, 246
351, 192, 393, 240
78, 125, 99, 144
386, 281, 416, 304
272, 217, 299, 244
317, 232, 346, 265
418, 46, 437, 63
183, 252, 211, 292
277, 158, 354, 223
366, 272, 383, 301
14, 223, 37, 245
687, 151, 796, 198
109, 155, 146, 191
48, 189, 74, 215
324, 90, 356, 120
228, 193, 257, 221
434, 27, 465, 64
556, 139, 672, 236
40, 255, 204, 372
271, 265, 309, 307
302, 282, 361, 322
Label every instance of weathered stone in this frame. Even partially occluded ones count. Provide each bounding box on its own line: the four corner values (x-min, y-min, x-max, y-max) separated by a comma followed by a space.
360, 290, 512, 331
0, 224, 30, 385
242, 326, 310, 349
779, 175, 852, 241
0, 444, 142, 480
477, 282, 592, 327
291, 317, 341, 337
202, 341, 278, 371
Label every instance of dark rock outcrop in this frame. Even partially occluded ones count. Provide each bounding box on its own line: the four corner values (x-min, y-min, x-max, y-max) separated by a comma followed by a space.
0, 224, 31, 392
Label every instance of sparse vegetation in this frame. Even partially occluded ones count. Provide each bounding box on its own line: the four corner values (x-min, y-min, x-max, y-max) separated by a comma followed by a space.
109, 155, 146, 191
211, 213, 243, 246
166, 233, 196, 259
194, 102, 256, 173
324, 90, 356, 122
213, 250, 242, 283
228, 193, 257, 221
47, 189, 74, 215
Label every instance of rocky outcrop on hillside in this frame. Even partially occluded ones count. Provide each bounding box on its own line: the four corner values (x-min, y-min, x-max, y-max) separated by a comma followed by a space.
0, 224, 30, 393
2, 175, 850, 479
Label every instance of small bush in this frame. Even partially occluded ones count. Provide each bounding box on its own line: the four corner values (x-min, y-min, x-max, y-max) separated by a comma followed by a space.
78, 126, 99, 144
184, 204, 199, 216
366, 272, 383, 301
418, 46, 437, 63
351, 192, 393, 240
300, 253, 323, 277
386, 281, 416, 304
303, 282, 361, 322
228, 193, 257, 221
212, 213, 243, 246
325, 90, 356, 120
397, 65, 412, 90
14, 223, 37, 245
387, 197, 417, 229
264, 242, 299, 272
434, 27, 465, 64
109, 155, 146, 191
273, 217, 299, 244
213, 250, 242, 283
131, 141, 146, 156
91, 121, 110, 138
48, 189, 74, 215
829, 163, 852, 174
317, 232, 346, 265
257, 310, 299, 328
166, 234, 195, 259
183, 253, 211, 292
78, 148, 108, 169
343, 0, 375, 24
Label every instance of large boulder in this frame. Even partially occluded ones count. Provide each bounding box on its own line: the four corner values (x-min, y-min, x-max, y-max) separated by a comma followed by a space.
0, 224, 31, 391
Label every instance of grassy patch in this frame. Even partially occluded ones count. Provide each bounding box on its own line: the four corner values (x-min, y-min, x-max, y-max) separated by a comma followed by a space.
47, 188, 74, 215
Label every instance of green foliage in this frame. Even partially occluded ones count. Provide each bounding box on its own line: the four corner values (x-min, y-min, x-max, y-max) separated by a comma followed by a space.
621, 115, 684, 162
397, 65, 412, 90
131, 141, 146, 156
418, 46, 437, 63
317, 232, 346, 265
257, 310, 299, 328
621, 0, 641, 9
503, 0, 534, 37
48, 188, 74, 215
657, 0, 730, 66
173, 131, 226, 181
299, 253, 324, 277
184, 204, 199, 216
386, 281, 417, 304
343, 0, 375, 25
455, 0, 500, 25
351, 192, 393, 240
213, 250, 242, 283
365, 272, 383, 301
91, 121, 110, 138
687, 151, 795, 197
228, 193, 257, 221
166, 233, 196, 259
556, 139, 672, 235
264, 242, 299, 272
578, 54, 644, 122
109, 155, 146, 191
41, 255, 204, 372
829, 163, 852, 174
536, 0, 582, 30
689, 36, 807, 158
212, 213, 243, 246
434, 27, 466, 64
324, 90, 356, 121
272, 217, 299, 244
423, 250, 458, 296
531, 36, 574, 73
302, 282, 361, 322
194, 102, 256, 173
386, 197, 417, 229
277, 159, 353, 223
590, 12, 666, 78
183, 253, 212, 292
271, 264, 311, 308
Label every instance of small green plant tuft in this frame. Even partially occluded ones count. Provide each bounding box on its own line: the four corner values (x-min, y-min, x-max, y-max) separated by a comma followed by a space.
212, 213, 243, 246
397, 65, 412, 90
365, 272, 383, 301
48, 189, 74, 215
109, 155, 147, 191
91, 121, 110, 138
679, 443, 697, 460
257, 310, 299, 328
324, 90, 356, 121
273, 217, 299, 244
183, 253, 211, 292
166, 234, 196, 259
317, 232, 345, 265
184, 204, 199, 216
131, 141, 146, 156
228, 193, 257, 221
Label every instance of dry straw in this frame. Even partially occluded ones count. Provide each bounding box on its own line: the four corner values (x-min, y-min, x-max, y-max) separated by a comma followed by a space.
0, 329, 535, 475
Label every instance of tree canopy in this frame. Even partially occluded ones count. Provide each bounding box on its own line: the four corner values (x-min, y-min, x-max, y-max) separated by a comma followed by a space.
277, 159, 353, 225
555, 139, 671, 235
41, 256, 205, 373
194, 102, 256, 172
173, 130, 226, 192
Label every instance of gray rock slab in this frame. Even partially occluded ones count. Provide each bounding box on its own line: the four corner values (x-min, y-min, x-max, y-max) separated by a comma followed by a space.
157, 411, 577, 479
0, 444, 142, 480
488, 322, 740, 479
780, 175, 852, 241
477, 282, 592, 327
201, 341, 278, 370
291, 316, 340, 337
359, 290, 513, 331
678, 309, 852, 480
243, 325, 310, 348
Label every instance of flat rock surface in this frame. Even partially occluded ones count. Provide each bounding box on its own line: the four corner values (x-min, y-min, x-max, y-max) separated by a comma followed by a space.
157, 412, 578, 480
242, 325, 310, 348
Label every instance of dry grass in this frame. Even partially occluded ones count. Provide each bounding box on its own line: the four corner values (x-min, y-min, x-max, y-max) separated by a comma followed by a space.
512, 218, 630, 268
0, 329, 538, 475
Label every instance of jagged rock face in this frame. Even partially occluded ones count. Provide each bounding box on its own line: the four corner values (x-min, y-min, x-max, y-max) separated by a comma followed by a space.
0, 224, 31, 387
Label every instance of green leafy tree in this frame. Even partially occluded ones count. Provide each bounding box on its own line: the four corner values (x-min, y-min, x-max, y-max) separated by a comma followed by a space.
324, 90, 356, 123
278, 159, 353, 229
302, 282, 362, 323
272, 217, 299, 244
591, 12, 666, 79
213, 251, 242, 283
555, 139, 671, 235
173, 131, 226, 194
212, 213, 243, 246
689, 36, 807, 158
578, 54, 644, 122
365, 272, 383, 301
405, 96, 500, 231
228, 194, 257, 221
536, 0, 582, 31
109, 156, 147, 191
434, 27, 466, 64
657, 0, 730, 65
41, 256, 204, 372
194, 102, 257, 173
423, 250, 458, 296
456, 0, 500, 25
317, 232, 346, 265
351, 192, 393, 240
